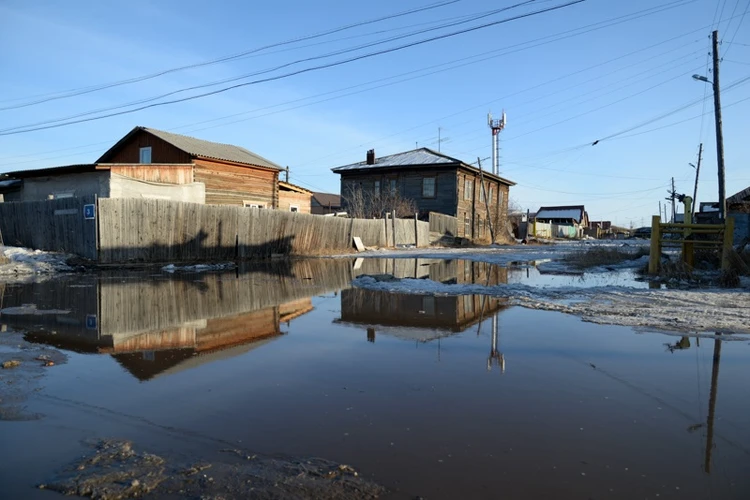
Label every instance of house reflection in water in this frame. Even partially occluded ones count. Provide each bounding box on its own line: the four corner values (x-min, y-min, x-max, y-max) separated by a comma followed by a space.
1, 260, 354, 381
340, 259, 509, 344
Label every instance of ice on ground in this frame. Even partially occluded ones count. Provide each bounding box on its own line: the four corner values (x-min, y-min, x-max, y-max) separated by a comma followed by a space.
0, 304, 70, 316
162, 262, 237, 273
336, 240, 652, 274
352, 275, 750, 335
0, 246, 73, 277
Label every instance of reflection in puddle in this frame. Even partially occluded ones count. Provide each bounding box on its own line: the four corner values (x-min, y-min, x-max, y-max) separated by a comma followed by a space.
0, 257, 747, 499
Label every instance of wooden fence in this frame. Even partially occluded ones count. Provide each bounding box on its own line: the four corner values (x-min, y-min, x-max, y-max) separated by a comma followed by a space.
0, 195, 97, 260
429, 212, 458, 236
0, 197, 430, 263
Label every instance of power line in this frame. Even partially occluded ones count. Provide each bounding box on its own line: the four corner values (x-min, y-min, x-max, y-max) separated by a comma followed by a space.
0, 0, 462, 109
0, 1, 586, 136
722, 0, 750, 58
0, 0, 705, 165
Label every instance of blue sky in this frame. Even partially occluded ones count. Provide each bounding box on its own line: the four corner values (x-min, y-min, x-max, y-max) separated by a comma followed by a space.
1, 0, 748, 227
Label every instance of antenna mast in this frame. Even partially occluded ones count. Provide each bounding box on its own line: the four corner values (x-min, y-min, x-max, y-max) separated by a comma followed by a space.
487, 111, 507, 175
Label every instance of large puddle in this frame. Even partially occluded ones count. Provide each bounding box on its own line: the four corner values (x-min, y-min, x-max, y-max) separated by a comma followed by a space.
0, 258, 748, 499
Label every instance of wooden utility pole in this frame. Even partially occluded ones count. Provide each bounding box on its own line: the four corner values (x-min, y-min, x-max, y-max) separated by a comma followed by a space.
670, 177, 676, 222
705, 337, 722, 474
692, 143, 703, 216
711, 30, 726, 221
477, 157, 495, 244
659, 200, 662, 221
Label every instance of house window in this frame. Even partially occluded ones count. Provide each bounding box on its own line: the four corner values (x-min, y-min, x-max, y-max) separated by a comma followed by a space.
139, 147, 152, 164
479, 182, 485, 203
478, 216, 483, 238
498, 189, 504, 208
373, 180, 380, 193
243, 201, 265, 208
464, 213, 471, 237
390, 179, 397, 194
290, 205, 299, 212
464, 177, 473, 201
489, 185, 494, 205
422, 177, 436, 198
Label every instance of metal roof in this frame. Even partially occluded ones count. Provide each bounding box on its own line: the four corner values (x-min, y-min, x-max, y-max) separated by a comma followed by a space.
333, 148, 456, 171
98, 127, 283, 170
332, 148, 515, 185
312, 192, 341, 207
728, 186, 750, 204
279, 181, 311, 194
536, 205, 586, 223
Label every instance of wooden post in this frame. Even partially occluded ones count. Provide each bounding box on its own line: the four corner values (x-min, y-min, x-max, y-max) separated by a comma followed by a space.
649, 215, 661, 274
683, 196, 694, 269
391, 210, 397, 247
721, 216, 734, 271
384, 213, 389, 248
414, 212, 419, 247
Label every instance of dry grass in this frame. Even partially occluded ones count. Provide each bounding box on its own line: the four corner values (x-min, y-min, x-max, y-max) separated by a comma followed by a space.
563, 246, 649, 269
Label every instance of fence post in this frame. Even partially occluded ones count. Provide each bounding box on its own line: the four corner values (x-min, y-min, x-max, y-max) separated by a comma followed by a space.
384, 213, 389, 248
721, 216, 735, 271
649, 215, 661, 274
414, 212, 419, 247
391, 210, 397, 247
683, 196, 694, 268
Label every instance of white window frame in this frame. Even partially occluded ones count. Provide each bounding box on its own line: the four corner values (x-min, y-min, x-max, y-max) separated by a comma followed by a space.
139, 146, 152, 164
389, 178, 397, 194
243, 201, 266, 208
289, 205, 299, 212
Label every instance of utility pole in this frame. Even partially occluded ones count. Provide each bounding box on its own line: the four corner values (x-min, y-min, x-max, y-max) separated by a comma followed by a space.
712, 30, 726, 220
691, 143, 703, 216
659, 200, 662, 221
285, 166, 290, 183
477, 157, 495, 244
666, 177, 677, 222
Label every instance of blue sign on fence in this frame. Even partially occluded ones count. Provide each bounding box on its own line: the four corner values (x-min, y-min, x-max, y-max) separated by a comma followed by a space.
83, 204, 95, 220
86, 314, 98, 330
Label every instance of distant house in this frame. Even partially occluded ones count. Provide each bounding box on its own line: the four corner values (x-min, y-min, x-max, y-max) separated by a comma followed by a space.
1, 126, 283, 207
332, 148, 515, 239
278, 181, 312, 213
534, 205, 589, 239
311, 192, 342, 215
727, 186, 750, 245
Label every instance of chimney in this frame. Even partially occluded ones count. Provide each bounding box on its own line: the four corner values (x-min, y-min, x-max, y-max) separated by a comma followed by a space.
366, 149, 375, 165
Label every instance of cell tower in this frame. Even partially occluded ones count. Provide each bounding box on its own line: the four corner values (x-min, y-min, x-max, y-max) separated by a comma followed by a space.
487, 111, 507, 175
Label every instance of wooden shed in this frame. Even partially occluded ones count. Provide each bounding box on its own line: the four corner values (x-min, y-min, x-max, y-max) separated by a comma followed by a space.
278, 181, 312, 213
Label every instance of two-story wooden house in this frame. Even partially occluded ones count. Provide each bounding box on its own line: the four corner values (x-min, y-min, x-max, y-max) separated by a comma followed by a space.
332, 148, 515, 239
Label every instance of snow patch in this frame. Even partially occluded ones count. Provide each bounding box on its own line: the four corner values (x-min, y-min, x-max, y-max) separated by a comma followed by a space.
0, 246, 73, 277
352, 275, 750, 335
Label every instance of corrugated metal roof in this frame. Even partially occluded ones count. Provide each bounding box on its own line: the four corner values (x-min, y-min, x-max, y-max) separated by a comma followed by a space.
536, 205, 585, 222
331, 147, 515, 186
143, 128, 282, 170
332, 148, 456, 172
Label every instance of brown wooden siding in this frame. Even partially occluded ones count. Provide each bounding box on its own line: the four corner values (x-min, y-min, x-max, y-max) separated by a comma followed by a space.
194, 158, 278, 207
456, 167, 509, 240
278, 190, 312, 213
196, 307, 280, 352
106, 164, 194, 185
100, 129, 192, 164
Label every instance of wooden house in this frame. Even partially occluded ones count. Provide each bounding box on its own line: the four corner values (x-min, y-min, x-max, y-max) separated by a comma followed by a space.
311, 192, 342, 215
1, 127, 283, 207
332, 148, 515, 239
278, 181, 312, 213
98, 126, 283, 207
534, 205, 589, 239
